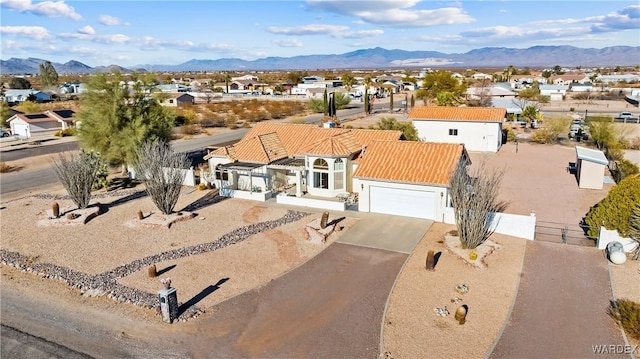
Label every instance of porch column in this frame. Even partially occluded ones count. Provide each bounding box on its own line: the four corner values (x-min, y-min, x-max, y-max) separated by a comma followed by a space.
295, 170, 302, 197
249, 171, 253, 192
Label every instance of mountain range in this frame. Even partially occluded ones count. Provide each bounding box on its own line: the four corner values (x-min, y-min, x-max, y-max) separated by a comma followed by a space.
2, 46, 639, 75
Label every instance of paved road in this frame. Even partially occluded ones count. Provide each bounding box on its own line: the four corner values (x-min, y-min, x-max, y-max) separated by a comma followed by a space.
489, 241, 626, 359
1, 325, 93, 359
0, 141, 79, 161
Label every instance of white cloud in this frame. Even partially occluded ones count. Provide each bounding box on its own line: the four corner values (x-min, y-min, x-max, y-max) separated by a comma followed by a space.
336, 29, 384, 39
58, 30, 130, 44
98, 14, 125, 26
266, 24, 349, 35
96, 34, 130, 44
305, 0, 474, 27
0, 0, 81, 20
272, 38, 303, 47
78, 25, 95, 35
0, 25, 50, 40
529, 5, 640, 32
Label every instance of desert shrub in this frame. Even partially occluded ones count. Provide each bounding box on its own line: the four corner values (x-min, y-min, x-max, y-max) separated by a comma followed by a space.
52, 151, 101, 209
199, 117, 225, 128
613, 159, 640, 182
334, 92, 351, 109
54, 128, 75, 137
374, 117, 419, 141
132, 140, 191, 215
180, 124, 199, 135
308, 98, 325, 113
449, 160, 507, 249
0, 162, 12, 173
608, 299, 640, 340
584, 175, 640, 238
502, 126, 516, 142
531, 117, 570, 144
629, 205, 640, 261
92, 160, 111, 190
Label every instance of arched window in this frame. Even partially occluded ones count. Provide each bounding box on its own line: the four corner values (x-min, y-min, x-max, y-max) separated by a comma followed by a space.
313, 158, 329, 189
334, 158, 344, 190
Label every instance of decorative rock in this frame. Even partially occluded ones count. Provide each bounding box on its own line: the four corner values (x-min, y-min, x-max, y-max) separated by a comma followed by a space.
305, 218, 335, 244
1, 207, 311, 322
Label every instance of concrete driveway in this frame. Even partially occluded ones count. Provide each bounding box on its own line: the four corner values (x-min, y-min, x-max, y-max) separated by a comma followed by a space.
337, 213, 433, 254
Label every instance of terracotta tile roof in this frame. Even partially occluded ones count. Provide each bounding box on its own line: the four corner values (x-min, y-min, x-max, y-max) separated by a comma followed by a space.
210, 132, 288, 163
354, 141, 467, 186
242, 123, 402, 157
408, 106, 506, 122
300, 131, 362, 156
205, 123, 402, 162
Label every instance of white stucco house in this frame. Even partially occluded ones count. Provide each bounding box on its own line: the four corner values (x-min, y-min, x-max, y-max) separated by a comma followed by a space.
409, 106, 507, 153
4, 89, 52, 103
203, 123, 468, 220
539, 85, 568, 101
7, 109, 75, 139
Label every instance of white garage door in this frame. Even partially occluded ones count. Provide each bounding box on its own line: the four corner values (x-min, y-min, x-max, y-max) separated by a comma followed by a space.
11, 123, 30, 138
370, 186, 436, 219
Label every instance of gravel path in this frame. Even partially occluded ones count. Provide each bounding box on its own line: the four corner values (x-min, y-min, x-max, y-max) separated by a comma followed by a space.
489, 240, 626, 359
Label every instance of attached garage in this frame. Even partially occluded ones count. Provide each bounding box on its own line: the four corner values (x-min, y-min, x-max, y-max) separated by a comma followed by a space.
10, 121, 31, 138
370, 186, 436, 219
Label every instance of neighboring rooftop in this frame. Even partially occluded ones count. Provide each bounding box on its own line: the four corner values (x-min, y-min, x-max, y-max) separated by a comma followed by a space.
408, 106, 507, 122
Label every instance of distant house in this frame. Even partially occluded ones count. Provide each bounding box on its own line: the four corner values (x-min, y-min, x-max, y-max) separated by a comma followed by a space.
8, 109, 75, 138
539, 85, 568, 101
304, 87, 348, 99
228, 80, 267, 93
410, 106, 507, 153
570, 83, 594, 92
59, 82, 85, 94
231, 74, 259, 82
302, 76, 325, 84
4, 89, 52, 103
491, 98, 538, 116
597, 74, 640, 83
158, 84, 191, 93
550, 74, 590, 85
466, 85, 516, 100
159, 93, 195, 107
472, 73, 493, 81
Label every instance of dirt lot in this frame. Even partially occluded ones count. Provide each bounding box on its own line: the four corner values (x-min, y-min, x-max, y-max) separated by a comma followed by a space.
469, 142, 612, 225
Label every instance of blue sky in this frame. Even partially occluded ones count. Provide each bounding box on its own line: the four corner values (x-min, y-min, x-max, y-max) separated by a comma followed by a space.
1, 0, 639, 67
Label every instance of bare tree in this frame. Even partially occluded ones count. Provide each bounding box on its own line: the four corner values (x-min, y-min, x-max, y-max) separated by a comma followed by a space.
133, 140, 191, 215
52, 151, 101, 209
449, 159, 507, 249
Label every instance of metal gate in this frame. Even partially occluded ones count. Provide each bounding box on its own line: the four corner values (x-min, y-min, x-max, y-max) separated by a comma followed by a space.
535, 221, 597, 247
